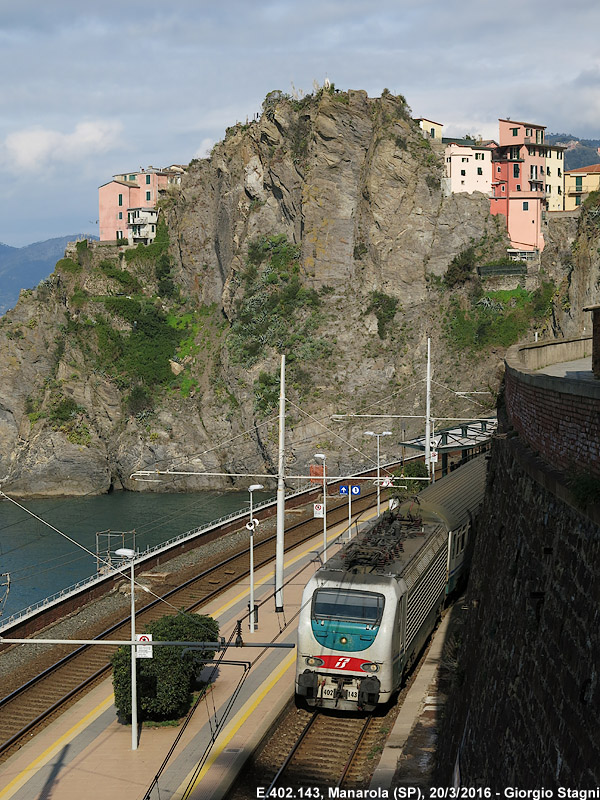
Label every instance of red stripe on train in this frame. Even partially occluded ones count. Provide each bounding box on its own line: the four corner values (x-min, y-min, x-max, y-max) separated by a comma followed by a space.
319, 655, 370, 671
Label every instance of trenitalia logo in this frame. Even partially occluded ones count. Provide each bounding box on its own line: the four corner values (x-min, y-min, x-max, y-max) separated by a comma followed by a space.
320, 655, 370, 671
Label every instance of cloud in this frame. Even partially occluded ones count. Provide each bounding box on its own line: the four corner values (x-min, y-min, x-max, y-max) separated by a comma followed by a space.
1, 120, 122, 172
192, 138, 215, 159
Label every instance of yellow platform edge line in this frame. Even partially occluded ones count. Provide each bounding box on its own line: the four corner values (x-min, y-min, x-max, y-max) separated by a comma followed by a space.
0, 693, 114, 800
173, 648, 296, 800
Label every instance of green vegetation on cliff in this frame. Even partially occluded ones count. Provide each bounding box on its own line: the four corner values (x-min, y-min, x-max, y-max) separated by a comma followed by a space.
444, 283, 555, 352
228, 234, 329, 367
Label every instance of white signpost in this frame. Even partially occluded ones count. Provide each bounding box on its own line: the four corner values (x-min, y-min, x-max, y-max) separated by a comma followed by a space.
313, 503, 324, 518
136, 633, 153, 659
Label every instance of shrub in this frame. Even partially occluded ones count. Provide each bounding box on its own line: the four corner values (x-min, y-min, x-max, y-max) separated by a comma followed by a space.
254, 371, 280, 415
228, 234, 321, 366
444, 247, 476, 288
366, 291, 399, 339
96, 301, 183, 386
444, 282, 556, 352
111, 613, 219, 722
55, 257, 81, 275
99, 259, 141, 291
127, 385, 154, 415
48, 396, 80, 424
390, 461, 428, 500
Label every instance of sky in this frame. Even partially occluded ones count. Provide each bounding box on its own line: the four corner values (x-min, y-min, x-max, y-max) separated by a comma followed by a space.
1, 0, 600, 247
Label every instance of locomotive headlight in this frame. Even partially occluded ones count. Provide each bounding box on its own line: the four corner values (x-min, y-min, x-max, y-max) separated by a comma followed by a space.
340, 636, 348, 645
360, 662, 380, 673
306, 656, 324, 667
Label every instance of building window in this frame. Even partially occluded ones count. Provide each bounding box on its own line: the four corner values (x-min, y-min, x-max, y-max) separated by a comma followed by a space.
118, 193, 123, 206
128, 174, 135, 181
475, 152, 483, 160
558, 187, 562, 195
575, 176, 583, 191
146, 175, 151, 184
547, 168, 551, 176
513, 164, 520, 178
511, 127, 519, 136
501, 185, 505, 192
516, 185, 521, 191
146, 191, 151, 201
558, 168, 562, 177
497, 166, 501, 173
477, 167, 483, 175
462, 157, 469, 162
430, 128, 435, 138
118, 212, 122, 220
523, 201, 529, 210
510, 146, 520, 160
526, 128, 532, 136
575, 196, 581, 206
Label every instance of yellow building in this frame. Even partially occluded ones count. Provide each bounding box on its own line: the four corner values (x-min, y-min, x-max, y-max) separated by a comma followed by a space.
564, 163, 600, 210
414, 117, 444, 141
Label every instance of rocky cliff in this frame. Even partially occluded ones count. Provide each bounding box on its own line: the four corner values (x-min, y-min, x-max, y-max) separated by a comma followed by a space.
0, 87, 590, 496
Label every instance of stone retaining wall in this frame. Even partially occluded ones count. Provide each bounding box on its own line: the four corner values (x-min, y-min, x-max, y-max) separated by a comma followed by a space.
436, 424, 600, 787
504, 338, 599, 476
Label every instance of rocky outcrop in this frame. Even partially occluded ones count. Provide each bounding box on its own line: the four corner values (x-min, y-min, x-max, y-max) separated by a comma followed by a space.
0, 88, 585, 497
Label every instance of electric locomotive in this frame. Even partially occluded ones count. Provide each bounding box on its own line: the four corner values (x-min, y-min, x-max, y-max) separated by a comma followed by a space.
295, 455, 487, 711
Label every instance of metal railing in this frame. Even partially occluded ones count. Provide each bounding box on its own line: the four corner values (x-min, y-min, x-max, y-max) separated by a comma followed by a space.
0, 457, 419, 632
0, 480, 313, 631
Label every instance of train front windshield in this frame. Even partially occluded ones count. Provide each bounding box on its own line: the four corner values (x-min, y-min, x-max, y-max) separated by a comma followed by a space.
312, 589, 385, 624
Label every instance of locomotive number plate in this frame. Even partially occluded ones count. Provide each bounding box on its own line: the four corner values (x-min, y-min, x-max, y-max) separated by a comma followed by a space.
345, 687, 359, 701
321, 685, 336, 699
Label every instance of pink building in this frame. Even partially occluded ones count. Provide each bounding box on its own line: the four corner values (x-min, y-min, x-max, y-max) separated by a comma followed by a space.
98, 166, 184, 244
443, 139, 497, 196
490, 120, 547, 252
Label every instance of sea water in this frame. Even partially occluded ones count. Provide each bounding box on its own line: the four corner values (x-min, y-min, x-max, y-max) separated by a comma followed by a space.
0, 489, 273, 620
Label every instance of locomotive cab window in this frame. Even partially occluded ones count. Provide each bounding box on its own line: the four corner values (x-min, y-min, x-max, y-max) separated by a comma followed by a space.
312, 589, 384, 624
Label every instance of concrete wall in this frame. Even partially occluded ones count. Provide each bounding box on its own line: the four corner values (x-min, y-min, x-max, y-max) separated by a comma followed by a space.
504, 338, 598, 476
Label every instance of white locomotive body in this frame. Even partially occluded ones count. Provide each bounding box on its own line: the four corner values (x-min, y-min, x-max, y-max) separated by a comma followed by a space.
295, 455, 486, 711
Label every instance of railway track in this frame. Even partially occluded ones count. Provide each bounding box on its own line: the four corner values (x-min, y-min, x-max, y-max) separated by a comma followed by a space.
227, 700, 401, 799
0, 489, 380, 762
266, 711, 374, 791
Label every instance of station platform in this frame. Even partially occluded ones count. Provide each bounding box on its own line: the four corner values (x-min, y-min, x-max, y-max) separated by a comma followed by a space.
0, 510, 377, 800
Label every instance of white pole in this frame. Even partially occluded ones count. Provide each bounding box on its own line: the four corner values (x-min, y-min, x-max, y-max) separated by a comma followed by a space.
323, 462, 327, 562
116, 548, 137, 750
247, 483, 263, 633
249, 491, 255, 634
425, 337, 432, 482
376, 435, 381, 517
315, 453, 327, 562
275, 355, 285, 611
130, 557, 137, 751
348, 487, 351, 538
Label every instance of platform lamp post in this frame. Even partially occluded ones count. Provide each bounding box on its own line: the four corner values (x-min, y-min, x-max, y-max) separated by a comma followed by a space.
314, 453, 328, 563
115, 547, 138, 751
247, 484, 263, 634
364, 431, 392, 517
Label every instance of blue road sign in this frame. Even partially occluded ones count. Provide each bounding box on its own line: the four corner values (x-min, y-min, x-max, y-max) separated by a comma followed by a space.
351, 485, 361, 495
339, 485, 349, 495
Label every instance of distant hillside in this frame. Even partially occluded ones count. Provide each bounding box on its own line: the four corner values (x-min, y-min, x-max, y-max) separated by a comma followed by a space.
546, 132, 600, 171
0, 235, 97, 315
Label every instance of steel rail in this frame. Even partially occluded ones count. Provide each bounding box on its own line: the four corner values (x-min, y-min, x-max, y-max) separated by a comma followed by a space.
0, 489, 380, 759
